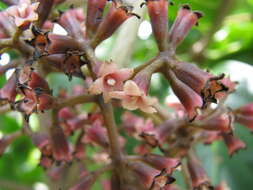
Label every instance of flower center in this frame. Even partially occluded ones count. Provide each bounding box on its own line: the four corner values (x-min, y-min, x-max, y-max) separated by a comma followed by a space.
107, 78, 116, 86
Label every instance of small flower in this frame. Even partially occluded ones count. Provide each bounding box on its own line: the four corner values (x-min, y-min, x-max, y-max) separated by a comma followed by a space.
89, 61, 133, 102
187, 154, 213, 190
165, 70, 203, 121
49, 125, 72, 162
234, 103, 253, 132
91, 2, 138, 47
169, 5, 203, 49
6, 0, 40, 29
146, 0, 169, 51
128, 162, 161, 189
222, 133, 246, 156
109, 80, 157, 113
142, 154, 180, 174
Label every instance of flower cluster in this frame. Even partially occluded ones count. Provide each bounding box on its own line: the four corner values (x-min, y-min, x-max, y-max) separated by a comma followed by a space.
0, 0, 251, 190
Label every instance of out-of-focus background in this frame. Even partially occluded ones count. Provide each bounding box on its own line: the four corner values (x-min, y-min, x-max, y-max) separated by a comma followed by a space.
0, 0, 253, 189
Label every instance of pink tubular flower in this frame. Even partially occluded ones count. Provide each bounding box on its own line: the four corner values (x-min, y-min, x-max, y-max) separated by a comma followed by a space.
166, 69, 203, 121
142, 154, 180, 174
169, 5, 203, 49
146, 0, 169, 51
109, 80, 157, 113
89, 61, 133, 102
6, 0, 40, 29
222, 133, 246, 156
234, 103, 253, 132
91, 2, 137, 47
187, 154, 213, 190
49, 125, 72, 162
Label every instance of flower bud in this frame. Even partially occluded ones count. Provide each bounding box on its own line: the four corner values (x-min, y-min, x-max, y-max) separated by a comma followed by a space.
172, 62, 228, 107
222, 133, 246, 156
187, 154, 213, 190
166, 70, 203, 121
128, 162, 160, 188
146, 0, 169, 51
86, 0, 107, 38
49, 125, 72, 162
234, 103, 253, 132
198, 113, 232, 133
91, 3, 136, 47
169, 5, 202, 49
142, 154, 180, 174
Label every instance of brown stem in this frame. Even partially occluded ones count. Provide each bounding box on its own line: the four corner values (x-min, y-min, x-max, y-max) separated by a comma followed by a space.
98, 95, 124, 189
55, 94, 97, 109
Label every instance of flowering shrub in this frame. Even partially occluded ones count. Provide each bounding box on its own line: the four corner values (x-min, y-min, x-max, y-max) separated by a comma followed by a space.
0, 0, 252, 190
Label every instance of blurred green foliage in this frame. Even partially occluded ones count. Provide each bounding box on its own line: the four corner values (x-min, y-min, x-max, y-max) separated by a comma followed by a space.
0, 0, 253, 190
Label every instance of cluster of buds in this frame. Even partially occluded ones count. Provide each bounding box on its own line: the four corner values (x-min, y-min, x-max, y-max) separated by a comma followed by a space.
0, 0, 251, 190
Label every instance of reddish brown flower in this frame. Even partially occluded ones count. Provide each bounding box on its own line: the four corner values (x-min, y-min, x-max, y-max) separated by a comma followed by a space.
83, 120, 109, 148
165, 70, 203, 121
187, 154, 213, 190
142, 154, 180, 174
234, 103, 253, 132
49, 125, 72, 162
91, 2, 138, 47
169, 5, 203, 49
146, 0, 169, 51
222, 133, 246, 156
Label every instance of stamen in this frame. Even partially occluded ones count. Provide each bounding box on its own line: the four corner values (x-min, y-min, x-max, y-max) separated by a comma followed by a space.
107, 78, 116, 86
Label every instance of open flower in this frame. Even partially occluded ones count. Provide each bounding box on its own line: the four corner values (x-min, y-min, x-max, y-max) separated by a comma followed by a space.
6, 0, 40, 28
109, 80, 157, 113
89, 61, 133, 102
